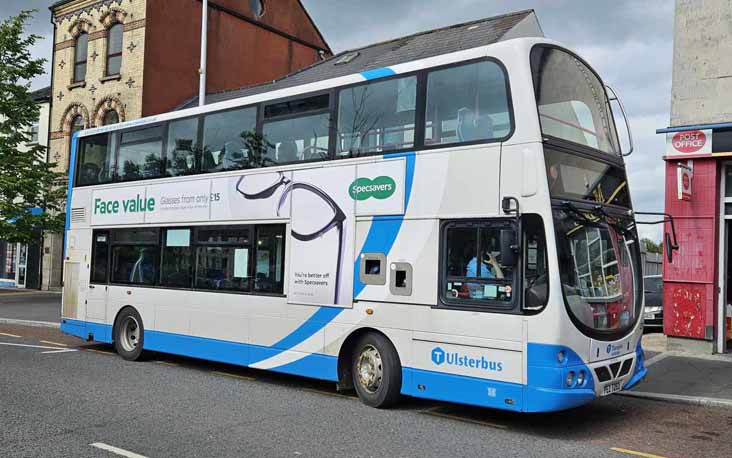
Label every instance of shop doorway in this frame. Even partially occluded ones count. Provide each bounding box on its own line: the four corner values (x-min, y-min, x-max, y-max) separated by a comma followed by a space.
717, 164, 732, 353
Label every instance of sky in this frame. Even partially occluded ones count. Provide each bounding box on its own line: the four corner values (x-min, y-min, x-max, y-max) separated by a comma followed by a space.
2, 0, 673, 241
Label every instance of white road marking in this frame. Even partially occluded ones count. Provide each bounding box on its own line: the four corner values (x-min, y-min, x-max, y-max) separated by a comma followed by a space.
0, 332, 21, 338
40, 340, 68, 347
90, 442, 149, 458
0, 342, 79, 354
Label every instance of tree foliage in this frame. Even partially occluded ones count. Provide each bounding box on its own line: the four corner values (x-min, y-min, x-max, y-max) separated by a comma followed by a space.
0, 11, 65, 244
641, 237, 663, 254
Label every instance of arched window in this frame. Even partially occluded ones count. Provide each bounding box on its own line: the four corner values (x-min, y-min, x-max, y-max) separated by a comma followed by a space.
68, 115, 84, 171
102, 110, 119, 126
74, 32, 88, 82
106, 24, 123, 76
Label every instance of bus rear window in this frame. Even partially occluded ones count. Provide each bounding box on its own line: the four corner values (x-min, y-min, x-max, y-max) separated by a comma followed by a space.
77, 133, 115, 186
531, 46, 619, 155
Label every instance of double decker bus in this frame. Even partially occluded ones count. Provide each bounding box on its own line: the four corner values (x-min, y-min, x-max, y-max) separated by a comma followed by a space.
60, 33, 646, 412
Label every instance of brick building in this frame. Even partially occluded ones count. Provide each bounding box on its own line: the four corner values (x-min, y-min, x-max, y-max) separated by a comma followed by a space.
45, 0, 330, 289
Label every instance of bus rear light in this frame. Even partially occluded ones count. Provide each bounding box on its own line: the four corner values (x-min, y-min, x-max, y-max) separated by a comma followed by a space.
565, 371, 576, 387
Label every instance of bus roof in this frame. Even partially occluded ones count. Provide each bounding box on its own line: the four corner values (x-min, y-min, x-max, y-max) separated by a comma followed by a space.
178, 9, 542, 109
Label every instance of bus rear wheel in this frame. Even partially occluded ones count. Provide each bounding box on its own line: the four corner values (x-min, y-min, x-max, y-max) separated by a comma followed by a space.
351, 333, 402, 408
113, 308, 145, 361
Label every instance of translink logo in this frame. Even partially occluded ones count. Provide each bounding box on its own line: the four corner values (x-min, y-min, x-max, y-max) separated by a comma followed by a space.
430, 346, 503, 372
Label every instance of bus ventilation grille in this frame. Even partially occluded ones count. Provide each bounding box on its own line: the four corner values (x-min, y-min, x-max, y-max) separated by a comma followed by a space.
70, 207, 87, 224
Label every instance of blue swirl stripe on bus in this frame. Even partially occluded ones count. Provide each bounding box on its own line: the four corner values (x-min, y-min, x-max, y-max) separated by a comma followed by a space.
353, 151, 415, 298
250, 150, 415, 366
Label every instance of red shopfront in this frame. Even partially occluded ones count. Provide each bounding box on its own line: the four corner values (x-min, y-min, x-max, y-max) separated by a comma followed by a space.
659, 125, 732, 353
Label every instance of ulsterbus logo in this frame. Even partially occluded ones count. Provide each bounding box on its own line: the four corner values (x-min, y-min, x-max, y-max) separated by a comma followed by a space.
672, 130, 706, 153
431, 347, 503, 372
606, 343, 622, 354
348, 176, 396, 200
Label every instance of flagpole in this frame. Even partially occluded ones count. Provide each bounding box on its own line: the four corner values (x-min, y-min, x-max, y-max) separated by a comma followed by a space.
199, 0, 208, 106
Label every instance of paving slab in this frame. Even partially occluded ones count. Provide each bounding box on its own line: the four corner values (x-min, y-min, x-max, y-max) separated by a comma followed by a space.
633, 355, 732, 400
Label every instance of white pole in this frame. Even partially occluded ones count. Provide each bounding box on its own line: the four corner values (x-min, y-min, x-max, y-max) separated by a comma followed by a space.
199, 0, 208, 107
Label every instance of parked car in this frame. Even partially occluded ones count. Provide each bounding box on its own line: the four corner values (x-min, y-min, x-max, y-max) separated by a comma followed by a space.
643, 275, 663, 328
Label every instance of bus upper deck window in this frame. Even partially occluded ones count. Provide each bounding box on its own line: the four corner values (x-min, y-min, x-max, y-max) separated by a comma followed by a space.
77, 133, 115, 186
262, 94, 330, 165
425, 61, 511, 146
201, 107, 257, 173
337, 76, 417, 157
531, 46, 620, 155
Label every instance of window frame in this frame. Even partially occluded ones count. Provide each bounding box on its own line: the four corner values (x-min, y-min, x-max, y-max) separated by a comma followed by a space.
259, 90, 334, 167
529, 43, 623, 163
108, 228, 160, 286
105, 23, 124, 77
90, 229, 111, 284
73, 32, 89, 83
90, 224, 286, 297
73, 56, 515, 188
438, 218, 520, 312
114, 123, 167, 183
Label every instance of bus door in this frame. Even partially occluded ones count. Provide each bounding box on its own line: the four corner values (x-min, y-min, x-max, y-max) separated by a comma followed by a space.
86, 231, 109, 321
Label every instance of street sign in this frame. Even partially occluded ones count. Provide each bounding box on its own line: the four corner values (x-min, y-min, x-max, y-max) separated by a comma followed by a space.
677, 162, 692, 201
666, 129, 712, 157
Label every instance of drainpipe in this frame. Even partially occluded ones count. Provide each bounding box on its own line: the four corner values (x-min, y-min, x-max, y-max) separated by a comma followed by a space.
199, 0, 208, 107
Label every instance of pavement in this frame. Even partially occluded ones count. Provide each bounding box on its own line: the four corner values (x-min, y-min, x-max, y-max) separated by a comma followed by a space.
1, 323, 730, 458
624, 332, 732, 408
0, 288, 61, 323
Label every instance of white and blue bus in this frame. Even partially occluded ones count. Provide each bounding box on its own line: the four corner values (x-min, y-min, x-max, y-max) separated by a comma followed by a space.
60, 32, 646, 412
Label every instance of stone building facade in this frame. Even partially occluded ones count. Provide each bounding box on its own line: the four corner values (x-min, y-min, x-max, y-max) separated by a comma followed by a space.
44, 0, 330, 289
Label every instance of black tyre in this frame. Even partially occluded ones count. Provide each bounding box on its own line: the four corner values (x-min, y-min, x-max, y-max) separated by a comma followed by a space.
113, 307, 145, 361
351, 332, 402, 408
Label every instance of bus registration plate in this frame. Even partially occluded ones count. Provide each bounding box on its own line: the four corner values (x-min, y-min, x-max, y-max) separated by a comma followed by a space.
602, 381, 621, 396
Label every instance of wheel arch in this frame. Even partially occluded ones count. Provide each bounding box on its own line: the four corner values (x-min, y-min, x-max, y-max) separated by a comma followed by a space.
111, 304, 140, 342
336, 326, 401, 391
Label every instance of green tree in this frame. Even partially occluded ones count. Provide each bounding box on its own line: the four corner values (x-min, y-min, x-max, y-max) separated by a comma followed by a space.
0, 11, 65, 244
641, 237, 663, 254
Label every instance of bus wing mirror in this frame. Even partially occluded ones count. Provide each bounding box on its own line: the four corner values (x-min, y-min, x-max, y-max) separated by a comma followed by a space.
635, 211, 680, 263
500, 229, 518, 267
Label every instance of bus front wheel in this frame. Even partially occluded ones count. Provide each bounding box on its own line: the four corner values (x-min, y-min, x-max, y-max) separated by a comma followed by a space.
351, 332, 402, 408
113, 307, 145, 361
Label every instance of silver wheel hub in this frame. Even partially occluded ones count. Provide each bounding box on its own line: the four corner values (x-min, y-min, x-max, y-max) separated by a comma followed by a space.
356, 345, 383, 393
120, 316, 140, 353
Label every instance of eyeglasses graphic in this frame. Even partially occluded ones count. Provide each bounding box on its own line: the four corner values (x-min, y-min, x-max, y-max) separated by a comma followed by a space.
236, 172, 346, 304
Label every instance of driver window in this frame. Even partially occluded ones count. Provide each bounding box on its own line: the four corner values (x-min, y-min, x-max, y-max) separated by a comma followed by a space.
263, 94, 331, 164
523, 214, 548, 310
442, 220, 515, 306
